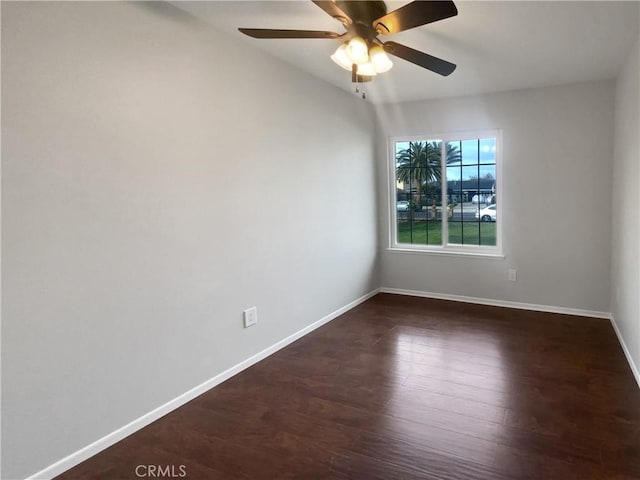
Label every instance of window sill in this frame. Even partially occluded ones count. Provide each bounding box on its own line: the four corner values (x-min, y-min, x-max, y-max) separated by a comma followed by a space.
387, 247, 505, 260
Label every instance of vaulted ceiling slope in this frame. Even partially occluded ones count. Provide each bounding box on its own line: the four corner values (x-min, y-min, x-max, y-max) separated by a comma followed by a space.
172, 1, 639, 104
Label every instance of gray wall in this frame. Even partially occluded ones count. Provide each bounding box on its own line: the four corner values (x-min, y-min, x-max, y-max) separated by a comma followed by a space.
375, 81, 615, 313
1, 2, 378, 478
1, 2, 636, 479
611, 34, 640, 373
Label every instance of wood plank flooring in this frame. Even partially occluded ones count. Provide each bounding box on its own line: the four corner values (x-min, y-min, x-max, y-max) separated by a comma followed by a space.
56, 293, 640, 479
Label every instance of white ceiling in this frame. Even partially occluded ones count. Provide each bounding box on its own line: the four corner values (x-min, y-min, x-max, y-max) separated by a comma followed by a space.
172, 1, 639, 104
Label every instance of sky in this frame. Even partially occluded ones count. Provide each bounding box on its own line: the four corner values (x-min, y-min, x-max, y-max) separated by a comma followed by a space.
395, 137, 496, 181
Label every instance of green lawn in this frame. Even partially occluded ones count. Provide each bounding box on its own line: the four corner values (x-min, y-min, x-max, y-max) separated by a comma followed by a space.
397, 220, 496, 246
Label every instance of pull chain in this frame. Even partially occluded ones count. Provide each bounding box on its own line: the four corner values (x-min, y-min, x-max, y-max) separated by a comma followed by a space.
355, 79, 366, 100
352, 66, 367, 100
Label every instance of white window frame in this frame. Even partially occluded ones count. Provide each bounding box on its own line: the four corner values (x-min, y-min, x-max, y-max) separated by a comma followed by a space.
388, 129, 503, 257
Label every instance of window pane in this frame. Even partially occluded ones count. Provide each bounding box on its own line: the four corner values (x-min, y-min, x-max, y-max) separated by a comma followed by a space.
460, 139, 479, 166
461, 166, 480, 204
395, 141, 410, 155
446, 167, 461, 203
480, 164, 496, 178
463, 226, 480, 245
448, 219, 462, 244
479, 138, 496, 163
396, 197, 443, 246
480, 222, 497, 246
424, 180, 442, 210
446, 140, 462, 167
395, 140, 443, 246
447, 140, 497, 246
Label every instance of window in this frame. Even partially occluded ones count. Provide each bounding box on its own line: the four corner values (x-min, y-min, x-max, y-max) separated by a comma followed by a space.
389, 130, 502, 256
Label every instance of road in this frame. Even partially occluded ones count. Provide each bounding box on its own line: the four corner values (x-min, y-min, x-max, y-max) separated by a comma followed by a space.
397, 202, 491, 222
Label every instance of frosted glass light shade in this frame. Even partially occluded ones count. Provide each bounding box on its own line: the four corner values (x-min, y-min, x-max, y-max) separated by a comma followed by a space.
356, 62, 377, 76
369, 45, 393, 73
347, 36, 369, 64
331, 44, 353, 71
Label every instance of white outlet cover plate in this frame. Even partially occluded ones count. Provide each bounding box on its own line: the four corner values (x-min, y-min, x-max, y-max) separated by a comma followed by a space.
243, 307, 257, 328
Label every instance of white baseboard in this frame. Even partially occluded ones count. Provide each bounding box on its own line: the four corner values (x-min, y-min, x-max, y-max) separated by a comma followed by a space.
609, 314, 640, 389
379, 287, 611, 319
26, 288, 380, 480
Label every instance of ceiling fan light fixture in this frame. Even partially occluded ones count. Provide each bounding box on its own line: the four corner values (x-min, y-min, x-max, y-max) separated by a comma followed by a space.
347, 36, 369, 64
240, 0, 458, 80
369, 45, 393, 73
356, 62, 377, 77
331, 43, 353, 71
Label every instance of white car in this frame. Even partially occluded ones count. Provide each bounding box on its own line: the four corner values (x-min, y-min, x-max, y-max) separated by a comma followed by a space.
475, 204, 497, 222
397, 201, 410, 211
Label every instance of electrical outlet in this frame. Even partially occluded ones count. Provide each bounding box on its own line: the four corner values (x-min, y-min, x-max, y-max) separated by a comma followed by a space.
508, 269, 517, 282
243, 307, 257, 328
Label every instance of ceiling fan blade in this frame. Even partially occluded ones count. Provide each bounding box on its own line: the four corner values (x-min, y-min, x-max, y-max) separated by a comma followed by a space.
238, 28, 340, 39
374, 1, 457, 35
383, 41, 456, 76
311, 1, 352, 25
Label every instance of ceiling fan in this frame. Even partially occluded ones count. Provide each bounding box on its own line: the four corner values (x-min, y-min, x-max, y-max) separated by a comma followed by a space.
238, 1, 458, 83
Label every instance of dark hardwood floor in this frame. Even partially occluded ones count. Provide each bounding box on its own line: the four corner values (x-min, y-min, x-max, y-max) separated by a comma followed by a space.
56, 293, 640, 479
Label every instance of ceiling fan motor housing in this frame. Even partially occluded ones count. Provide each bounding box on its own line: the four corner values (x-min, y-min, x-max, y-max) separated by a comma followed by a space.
335, 1, 388, 27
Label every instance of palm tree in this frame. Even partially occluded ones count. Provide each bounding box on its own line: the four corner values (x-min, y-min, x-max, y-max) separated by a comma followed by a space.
396, 141, 461, 208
